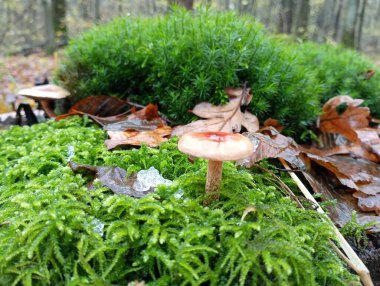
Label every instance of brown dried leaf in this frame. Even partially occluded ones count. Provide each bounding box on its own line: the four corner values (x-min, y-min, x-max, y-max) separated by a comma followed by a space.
241, 111, 259, 132
306, 155, 380, 196
319, 95, 370, 142
56, 95, 130, 121
302, 166, 380, 232
69, 162, 153, 198
353, 192, 380, 215
240, 127, 302, 168
263, 118, 284, 132
173, 88, 258, 136
105, 126, 172, 150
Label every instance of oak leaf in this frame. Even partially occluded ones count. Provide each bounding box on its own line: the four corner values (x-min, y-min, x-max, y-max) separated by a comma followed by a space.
172, 87, 259, 136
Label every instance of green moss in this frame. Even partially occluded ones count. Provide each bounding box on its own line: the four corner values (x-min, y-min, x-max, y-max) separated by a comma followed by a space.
56, 8, 322, 138
0, 117, 357, 285
293, 42, 380, 117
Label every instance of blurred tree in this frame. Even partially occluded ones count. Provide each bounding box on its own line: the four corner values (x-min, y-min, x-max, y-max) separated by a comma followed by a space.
168, 0, 194, 10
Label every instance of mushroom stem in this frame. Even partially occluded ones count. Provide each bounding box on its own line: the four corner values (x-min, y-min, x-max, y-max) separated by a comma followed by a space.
205, 160, 223, 205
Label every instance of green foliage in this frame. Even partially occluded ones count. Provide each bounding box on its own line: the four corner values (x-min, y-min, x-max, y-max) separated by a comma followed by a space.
293, 42, 380, 117
56, 8, 322, 138
0, 117, 358, 285
341, 211, 377, 247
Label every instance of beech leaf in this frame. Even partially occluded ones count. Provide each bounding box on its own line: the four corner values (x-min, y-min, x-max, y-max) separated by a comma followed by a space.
319, 95, 370, 143
105, 126, 172, 150
56, 95, 130, 121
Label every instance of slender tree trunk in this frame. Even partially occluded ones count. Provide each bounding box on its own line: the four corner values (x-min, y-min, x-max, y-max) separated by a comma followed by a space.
356, 0, 367, 50
52, 0, 67, 47
333, 0, 344, 41
168, 0, 194, 10
294, 0, 310, 37
278, 0, 294, 34
94, 0, 100, 22
224, 0, 230, 10
43, 0, 55, 52
342, 0, 359, 48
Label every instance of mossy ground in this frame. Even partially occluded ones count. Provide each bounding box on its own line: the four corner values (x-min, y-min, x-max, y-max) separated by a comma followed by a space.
0, 117, 358, 285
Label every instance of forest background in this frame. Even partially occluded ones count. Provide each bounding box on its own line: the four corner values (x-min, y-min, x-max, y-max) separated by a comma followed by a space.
1, 0, 380, 56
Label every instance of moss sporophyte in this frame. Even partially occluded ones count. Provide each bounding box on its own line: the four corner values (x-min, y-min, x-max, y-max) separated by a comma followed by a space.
0, 117, 359, 285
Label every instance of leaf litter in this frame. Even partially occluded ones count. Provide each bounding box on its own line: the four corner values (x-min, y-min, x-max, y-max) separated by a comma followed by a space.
42, 89, 380, 231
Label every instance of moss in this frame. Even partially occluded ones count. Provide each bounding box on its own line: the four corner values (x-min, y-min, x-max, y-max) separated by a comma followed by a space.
56, 8, 322, 139
0, 117, 357, 285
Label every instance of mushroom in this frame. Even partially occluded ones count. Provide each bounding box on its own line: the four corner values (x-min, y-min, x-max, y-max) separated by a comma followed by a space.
18, 84, 70, 118
178, 131, 253, 204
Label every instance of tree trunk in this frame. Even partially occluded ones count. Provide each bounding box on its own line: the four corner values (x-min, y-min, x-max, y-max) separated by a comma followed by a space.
94, 0, 100, 22
342, 0, 359, 48
294, 0, 310, 37
168, 0, 194, 10
278, 0, 294, 34
52, 0, 67, 47
333, 0, 344, 41
356, 0, 367, 50
42, 0, 55, 52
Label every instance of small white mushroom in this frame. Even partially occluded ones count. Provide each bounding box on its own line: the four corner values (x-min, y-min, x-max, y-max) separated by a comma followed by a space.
178, 131, 253, 204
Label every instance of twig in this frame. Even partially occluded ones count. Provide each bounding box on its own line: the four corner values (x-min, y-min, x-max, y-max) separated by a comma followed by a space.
252, 163, 304, 209
279, 158, 373, 286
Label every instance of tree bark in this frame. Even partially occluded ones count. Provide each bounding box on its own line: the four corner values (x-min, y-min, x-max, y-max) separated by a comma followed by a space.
342, 0, 359, 48
356, 0, 367, 50
52, 0, 67, 47
278, 0, 294, 34
94, 0, 100, 22
42, 0, 55, 52
333, 0, 344, 41
294, 0, 310, 37
168, 0, 194, 10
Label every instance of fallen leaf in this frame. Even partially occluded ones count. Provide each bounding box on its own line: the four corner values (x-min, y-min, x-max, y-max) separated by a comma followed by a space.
239, 127, 302, 168
56, 95, 130, 120
319, 95, 370, 143
173, 87, 259, 136
105, 126, 172, 150
301, 165, 380, 232
353, 192, 380, 215
263, 118, 284, 132
363, 69, 375, 80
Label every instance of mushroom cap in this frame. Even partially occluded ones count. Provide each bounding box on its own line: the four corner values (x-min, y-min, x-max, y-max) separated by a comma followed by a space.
178, 131, 253, 161
18, 84, 70, 100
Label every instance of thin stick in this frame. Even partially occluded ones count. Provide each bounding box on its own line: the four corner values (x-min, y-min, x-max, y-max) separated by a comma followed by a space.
253, 164, 304, 209
279, 158, 373, 286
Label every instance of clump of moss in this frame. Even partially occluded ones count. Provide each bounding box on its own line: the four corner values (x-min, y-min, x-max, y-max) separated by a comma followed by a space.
293, 42, 380, 117
0, 117, 357, 285
56, 8, 322, 138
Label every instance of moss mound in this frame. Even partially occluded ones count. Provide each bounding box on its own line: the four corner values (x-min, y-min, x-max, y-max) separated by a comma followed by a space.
56, 8, 322, 138
0, 117, 357, 285
294, 41, 380, 117
57, 9, 380, 139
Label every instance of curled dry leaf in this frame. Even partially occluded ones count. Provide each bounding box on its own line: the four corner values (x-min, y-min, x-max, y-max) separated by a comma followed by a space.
105, 125, 172, 150
56, 95, 130, 121
310, 95, 380, 163
353, 192, 380, 215
172, 87, 259, 136
302, 165, 380, 232
319, 95, 370, 143
263, 118, 284, 132
239, 127, 302, 168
